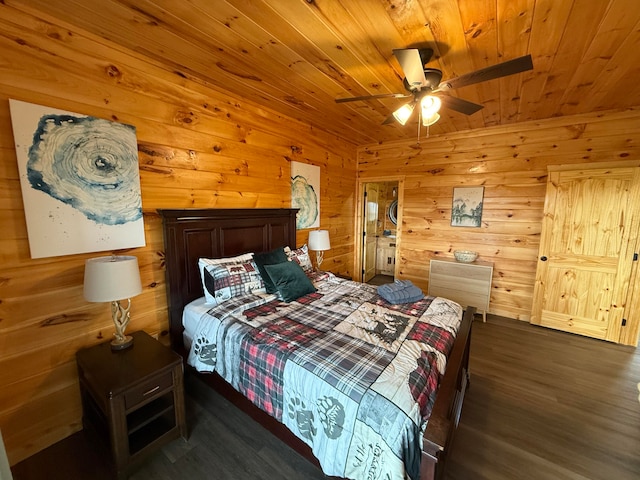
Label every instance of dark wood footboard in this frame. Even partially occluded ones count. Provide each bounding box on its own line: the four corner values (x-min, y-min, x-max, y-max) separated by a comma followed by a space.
159, 208, 473, 480
421, 306, 474, 480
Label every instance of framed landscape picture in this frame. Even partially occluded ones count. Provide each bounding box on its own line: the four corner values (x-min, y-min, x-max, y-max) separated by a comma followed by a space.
451, 186, 484, 227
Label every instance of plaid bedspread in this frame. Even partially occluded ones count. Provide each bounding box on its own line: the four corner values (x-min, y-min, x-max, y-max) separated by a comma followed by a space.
185, 273, 463, 480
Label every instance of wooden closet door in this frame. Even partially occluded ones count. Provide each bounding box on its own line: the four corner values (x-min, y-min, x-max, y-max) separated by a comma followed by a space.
531, 164, 640, 343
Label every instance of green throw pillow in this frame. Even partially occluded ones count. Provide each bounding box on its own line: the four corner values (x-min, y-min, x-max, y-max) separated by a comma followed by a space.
264, 261, 316, 302
253, 247, 289, 294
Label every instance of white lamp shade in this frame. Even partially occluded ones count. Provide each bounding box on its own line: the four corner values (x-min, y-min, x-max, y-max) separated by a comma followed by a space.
84, 255, 142, 302
422, 112, 440, 126
420, 95, 442, 117
308, 230, 331, 251
392, 103, 415, 125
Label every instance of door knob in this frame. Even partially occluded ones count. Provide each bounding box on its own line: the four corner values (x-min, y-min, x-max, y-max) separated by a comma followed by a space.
540, 256, 548, 261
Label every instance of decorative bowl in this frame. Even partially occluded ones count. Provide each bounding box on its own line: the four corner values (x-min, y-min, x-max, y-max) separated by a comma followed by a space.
454, 250, 478, 263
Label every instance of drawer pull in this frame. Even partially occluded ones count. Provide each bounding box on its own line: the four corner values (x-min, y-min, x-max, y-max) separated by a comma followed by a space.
143, 385, 161, 396
124, 372, 173, 408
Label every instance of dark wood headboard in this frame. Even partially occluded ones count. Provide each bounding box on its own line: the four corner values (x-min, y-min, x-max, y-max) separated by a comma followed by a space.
158, 208, 298, 352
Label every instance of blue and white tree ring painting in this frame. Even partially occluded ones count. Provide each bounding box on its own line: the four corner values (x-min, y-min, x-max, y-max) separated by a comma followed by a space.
451, 186, 484, 227
291, 161, 320, 229
9, 99, 146, 259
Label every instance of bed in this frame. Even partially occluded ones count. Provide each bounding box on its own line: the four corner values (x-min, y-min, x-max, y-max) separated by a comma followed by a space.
159, 208, 474, 480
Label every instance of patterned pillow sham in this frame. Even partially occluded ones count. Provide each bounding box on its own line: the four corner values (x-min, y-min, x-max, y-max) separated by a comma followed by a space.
284, 244, 313, 273
198, 253, 265, 305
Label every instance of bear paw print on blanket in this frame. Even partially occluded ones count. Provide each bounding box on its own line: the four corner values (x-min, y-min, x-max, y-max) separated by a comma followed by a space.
194, 337, 217, 366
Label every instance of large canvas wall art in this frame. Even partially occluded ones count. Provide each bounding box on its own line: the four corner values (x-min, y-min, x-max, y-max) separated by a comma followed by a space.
9, 99, 146, 259
291, 161, 320, 229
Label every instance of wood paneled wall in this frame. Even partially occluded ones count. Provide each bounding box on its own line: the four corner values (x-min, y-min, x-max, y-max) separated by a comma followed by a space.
2, 0, 640, 468
0, 5, 356, 464
358, 108, 640, 322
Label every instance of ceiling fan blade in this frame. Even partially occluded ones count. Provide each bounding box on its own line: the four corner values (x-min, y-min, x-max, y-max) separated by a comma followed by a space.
440, 95, 484, 115
438, 54, 533, 91
393, 48, 426, 89
335, 93, 411, 103
382, 113, 397, 125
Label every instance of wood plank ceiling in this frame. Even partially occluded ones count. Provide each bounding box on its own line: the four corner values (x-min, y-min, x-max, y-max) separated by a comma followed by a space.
10, 0, 640, 146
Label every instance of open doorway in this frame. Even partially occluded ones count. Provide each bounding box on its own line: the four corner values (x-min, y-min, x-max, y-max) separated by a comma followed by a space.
358, 179, 402, 285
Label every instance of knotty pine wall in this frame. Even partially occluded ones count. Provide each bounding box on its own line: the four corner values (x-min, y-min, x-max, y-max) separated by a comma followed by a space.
3, 1, 640, 468
0, 5, 356, 464
358, 108, 640, 326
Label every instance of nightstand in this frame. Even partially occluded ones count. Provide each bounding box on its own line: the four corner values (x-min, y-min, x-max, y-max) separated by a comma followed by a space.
76, 331, 187, 479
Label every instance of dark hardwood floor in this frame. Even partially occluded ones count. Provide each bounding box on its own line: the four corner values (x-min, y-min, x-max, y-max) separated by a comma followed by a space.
11, 315, 640, 480
366, 274, 394, 286
445, 315, 640, 480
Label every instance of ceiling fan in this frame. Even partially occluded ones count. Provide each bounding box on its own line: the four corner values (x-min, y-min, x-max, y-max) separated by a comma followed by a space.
335, 48, 533, 127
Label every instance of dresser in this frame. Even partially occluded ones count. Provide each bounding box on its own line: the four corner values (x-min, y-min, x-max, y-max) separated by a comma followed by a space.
428, 258, 493, 322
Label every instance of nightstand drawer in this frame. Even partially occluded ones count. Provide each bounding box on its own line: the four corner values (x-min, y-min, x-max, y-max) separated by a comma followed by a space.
125, 371, 173, 409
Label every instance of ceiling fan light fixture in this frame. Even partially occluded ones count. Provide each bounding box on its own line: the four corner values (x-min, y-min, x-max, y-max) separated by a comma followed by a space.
421, 95, 442, 118
422, 112, 440, 126
336, 49, 534, 130
393, 103, 415, 125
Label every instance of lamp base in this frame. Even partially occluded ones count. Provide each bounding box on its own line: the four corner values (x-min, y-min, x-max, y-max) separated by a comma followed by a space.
110, 335, 133, 351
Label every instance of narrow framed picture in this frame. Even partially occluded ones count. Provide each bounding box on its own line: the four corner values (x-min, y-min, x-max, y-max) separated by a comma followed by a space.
291, 160, 320, 229
451, 186, 484, 227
